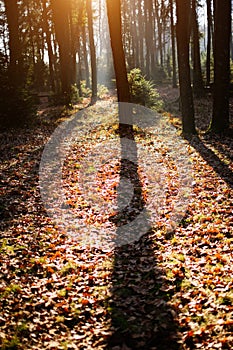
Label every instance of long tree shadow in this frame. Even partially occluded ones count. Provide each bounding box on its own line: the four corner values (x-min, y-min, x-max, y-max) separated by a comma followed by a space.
106, 107, 181, 349
201, 132, 233, 165
187, 135, 233, 188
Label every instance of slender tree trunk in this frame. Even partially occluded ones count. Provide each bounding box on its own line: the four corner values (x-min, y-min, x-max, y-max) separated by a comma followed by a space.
82, 24, 90, 88
132, 1, 139, 68
138, 1, 145, 73
76, 35, 83, 97
86, 0, 97, 104
170, 0, 177, 87
4, 0, 23, 86
106, 0, 130, 103
148, 0, 155, 78
51, 0, 72, 104
210, 0, 231, 132
155, 0, 164, 68
145, 0, 151, 77
106, 0, 132, 147
206, 0, 212, 86
42, 0, 56, 92
192, 0, 204, 97
175, 0, 196, 134
26, 0, 36, 70
69, 3, 77, 86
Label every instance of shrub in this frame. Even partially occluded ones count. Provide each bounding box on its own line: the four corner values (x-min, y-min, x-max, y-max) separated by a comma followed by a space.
80, 80, 92, 98
128, 68, 163, 110
70, 84, 80, 105
97, 84, 109, 99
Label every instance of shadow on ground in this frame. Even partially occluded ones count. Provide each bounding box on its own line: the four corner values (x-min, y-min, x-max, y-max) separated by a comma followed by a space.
187, 134, 233, 189
106, 122, 181, 349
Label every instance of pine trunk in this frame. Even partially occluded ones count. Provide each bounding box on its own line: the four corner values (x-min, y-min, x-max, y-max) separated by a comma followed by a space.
176, 0, 196, 134
211, 0, 231, 132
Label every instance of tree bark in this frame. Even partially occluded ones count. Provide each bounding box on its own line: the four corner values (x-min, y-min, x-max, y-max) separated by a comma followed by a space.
206, 0, 212, 86
4, 0, 23, 86
106, 0, 130, 103
42, 0, 56, 92
170, 0, 177, 88
51, 0, 72, 104
138, 0, 145, 73
82, 24, 90, 88
86, 0, 97, 104
175, 0, 196, 134
191, 0, 204, 97
210, 0, 231, 132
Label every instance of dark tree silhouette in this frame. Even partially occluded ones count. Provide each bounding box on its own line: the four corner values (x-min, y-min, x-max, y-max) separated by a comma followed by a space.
4, 0, 22, 85
106, 0, 130, 103
175, 0, 196, 134
210, 0, 231, 132
51, 0, 72, 104
191, 0, 204, 97
170, 0, 177, 88
206, 0, 212, 86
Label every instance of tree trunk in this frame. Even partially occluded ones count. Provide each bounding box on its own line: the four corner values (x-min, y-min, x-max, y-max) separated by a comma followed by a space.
155, 0, 164, 68
144, 0, 151, 77
106, 0, 130, 103
69, 2, 77, 86
132, 1, 139, 68
86, 0, 97, 104
210, 0, 231, 132
148, 0, 156, 78
82, 24, 90, 88
138, 1, 145, 73
206, 0, 212, 86
175, 0, 196, 134
4, 0, 23, 86
51, 0, 72, 105
42, 0, 56, 92
170, 0, 177, 88
191, 0, 204, 97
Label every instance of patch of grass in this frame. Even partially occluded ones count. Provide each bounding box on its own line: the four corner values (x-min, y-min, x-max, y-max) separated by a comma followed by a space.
1, 284, 22, 298
60, 261, 78, 276
57, 288, 67, 297
16, 321, 29, 336
1, 335, 21, 350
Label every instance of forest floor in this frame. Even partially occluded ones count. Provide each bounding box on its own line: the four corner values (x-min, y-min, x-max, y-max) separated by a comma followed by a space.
0, 86, 233, 350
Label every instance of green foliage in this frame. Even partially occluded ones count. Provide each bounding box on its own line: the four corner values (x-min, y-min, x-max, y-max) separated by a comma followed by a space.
128, 68, 163, 110
80, 81, 109, 100
97, 84, 109, 99
80, 80, 92, 98
70, 84, 80, 105
1, 335, 21, 350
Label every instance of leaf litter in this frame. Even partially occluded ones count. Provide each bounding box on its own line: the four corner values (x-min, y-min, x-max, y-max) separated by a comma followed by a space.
0, 92, 233, 349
